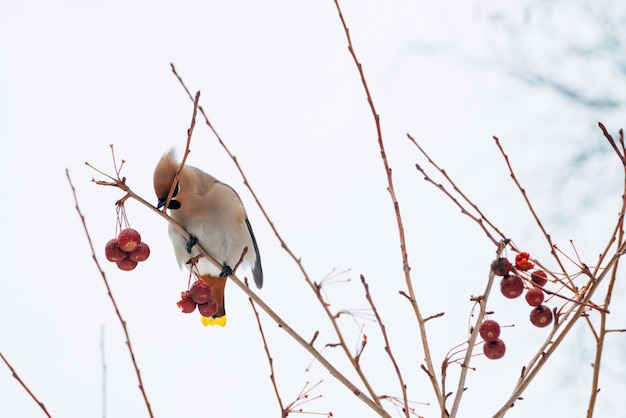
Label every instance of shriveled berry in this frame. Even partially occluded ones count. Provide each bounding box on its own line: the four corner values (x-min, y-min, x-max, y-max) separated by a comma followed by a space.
530, 305, 553, 328
500, 275, 524, 299
129, 242, 150, 262
491, 258, 512, 276
117, 228, 141, 252
189, 280, 213, 305
515, 252, 534, 271
177, 291, 196, 313
530, 270, 548, 287
479, 320, 501, 342
483, 339, 506, 360
105, 239, 126, 262
116, 257, 138, 271
198, 297, 219, 318
525, 288, 544, 307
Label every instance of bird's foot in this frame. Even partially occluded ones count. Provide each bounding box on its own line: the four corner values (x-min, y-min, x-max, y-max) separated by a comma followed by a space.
219, 264, 233, 277
186, 234, 198, 253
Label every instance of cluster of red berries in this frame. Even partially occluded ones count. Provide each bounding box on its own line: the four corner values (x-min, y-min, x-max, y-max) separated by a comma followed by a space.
104, 228, 150, 271
177, 280, 219, 318
481, 252, 554, 360
492, 252, 554, 328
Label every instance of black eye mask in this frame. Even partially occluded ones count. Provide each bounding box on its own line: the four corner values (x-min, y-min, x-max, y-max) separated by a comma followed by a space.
157, 184, 181, 209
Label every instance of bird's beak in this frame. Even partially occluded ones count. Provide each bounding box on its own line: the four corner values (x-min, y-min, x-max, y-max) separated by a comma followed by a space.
157, 198, 181, 210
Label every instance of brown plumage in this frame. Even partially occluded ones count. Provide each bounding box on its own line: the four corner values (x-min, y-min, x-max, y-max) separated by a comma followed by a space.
154, 150, 263, 324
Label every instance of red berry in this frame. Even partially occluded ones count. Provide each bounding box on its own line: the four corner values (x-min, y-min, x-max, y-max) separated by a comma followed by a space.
500, 275, 524, 299
189, 280, 213, 305
198, 297, 219, 317
129, 242, 150, 262
530, 305, 553, 328
530, 270, 548, 287
515, 252, 534, 271
525, 287, 544, 307
483, 339, 506, 360
491, 258, 512, 276
116, 257, 138, 271
105, 239, 126, 262
117, 228, 141, 252
177, 291, 196, 313
479, 320, 501, 342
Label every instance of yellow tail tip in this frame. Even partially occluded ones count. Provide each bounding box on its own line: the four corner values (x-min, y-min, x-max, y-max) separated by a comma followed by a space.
201, 315, 227, 327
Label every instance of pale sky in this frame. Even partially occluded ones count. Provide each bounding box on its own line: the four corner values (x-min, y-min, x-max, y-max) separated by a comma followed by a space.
1, 1, 625, 417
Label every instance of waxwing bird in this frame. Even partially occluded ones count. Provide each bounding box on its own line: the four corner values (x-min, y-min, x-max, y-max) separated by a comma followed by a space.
154, 150, 263, 326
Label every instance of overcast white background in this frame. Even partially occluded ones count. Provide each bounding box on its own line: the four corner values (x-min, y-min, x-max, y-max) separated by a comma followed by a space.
1, 1, 625, 417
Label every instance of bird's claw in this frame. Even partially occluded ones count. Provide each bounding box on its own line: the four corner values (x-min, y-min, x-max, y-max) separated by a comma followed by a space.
186, 234, 198, 253
220, 264, 233, 277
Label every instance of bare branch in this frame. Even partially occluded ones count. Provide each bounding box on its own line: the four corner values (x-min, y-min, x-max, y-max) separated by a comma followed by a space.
0, 351, 52, 418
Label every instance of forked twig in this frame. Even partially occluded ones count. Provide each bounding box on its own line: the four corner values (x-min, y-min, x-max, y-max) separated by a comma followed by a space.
283, 381, 331, 417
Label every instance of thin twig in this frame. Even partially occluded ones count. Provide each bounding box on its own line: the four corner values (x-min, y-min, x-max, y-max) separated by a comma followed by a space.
492, 136, 571, 286
283, 381, 330, 417
331, 0, 444, 411
0, 351, 52, 418
408, 133, 506, 247
101, 325, 107, 418
245, 278, 286, 416
66, 169, 154, 418
598, 122, 626, 166
162, 90, 200, 213
448, 241, 504, 417
413, 162, 500, 246
594, 126, 626, 273
360, 275, 410, 417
